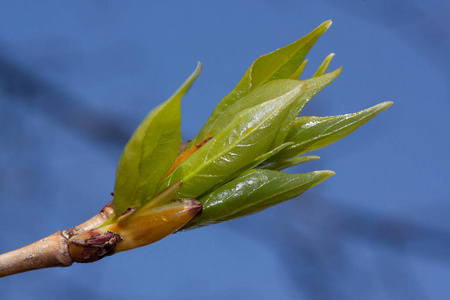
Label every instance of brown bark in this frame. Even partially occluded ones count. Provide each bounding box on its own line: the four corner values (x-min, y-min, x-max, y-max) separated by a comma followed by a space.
0, 201, 114, 277
0, 231, 72, 277
0, 198, 202, 278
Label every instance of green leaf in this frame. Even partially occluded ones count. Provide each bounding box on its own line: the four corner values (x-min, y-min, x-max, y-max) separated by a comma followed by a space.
183, 169, 335, 230
191, 80, 306, 143
141, 181, 183, 211
188, 67, 342, 151
100, 181, 183, 228
297, 67, 342, 104
289, 59, 308, 80
189, 21, 332, 146
113, 63, 202, 217
251, 142, 294, 166
273, 101, 394, 159
208, 141, 294, 193
159, 83, 307, 199
313, 53, 335, 77
261, 155, 320, 171
272, 67, 343, 148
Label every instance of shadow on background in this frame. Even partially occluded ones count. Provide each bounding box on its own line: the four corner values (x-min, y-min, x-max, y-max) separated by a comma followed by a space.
0, 1, 449, 299
1, 46, 449, 299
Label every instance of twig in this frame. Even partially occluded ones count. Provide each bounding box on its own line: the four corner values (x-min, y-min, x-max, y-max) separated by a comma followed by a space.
0, 197, 202, 277
0, 201, 114, 277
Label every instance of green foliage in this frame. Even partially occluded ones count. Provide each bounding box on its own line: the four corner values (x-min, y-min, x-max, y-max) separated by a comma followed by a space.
113, 63, 201, 217
185, 169, 334, 230
313, 53, 335, 77
108, 21, 392, 231
271, 101, 393, 160
189, 20, 332, 147
262, 155, 320, 171
289, 59, 308, 80
159, 82, 307, 198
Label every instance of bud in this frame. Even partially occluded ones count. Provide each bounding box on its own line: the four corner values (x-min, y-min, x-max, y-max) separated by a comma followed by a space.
68, 183, 202, 262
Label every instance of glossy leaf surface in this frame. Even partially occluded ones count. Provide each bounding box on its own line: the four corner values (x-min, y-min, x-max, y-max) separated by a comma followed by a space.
106, 21, 394, 236
192, 80, 306, 142
159, 84, 307, 198
184, 169, 334, 230
189, 67, 342, 151
262, 155, 320, 171
189, 21, 332, 146
273, 101, 394, 159
210, 142, 294, 193
273, 67, 343, 148
113, 63, 201, 217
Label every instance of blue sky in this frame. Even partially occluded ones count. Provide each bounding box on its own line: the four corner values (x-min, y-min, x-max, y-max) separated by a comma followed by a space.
0, 1, 449, 299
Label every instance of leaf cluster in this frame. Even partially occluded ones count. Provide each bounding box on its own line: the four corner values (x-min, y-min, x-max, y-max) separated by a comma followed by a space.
108, 20, 392, 230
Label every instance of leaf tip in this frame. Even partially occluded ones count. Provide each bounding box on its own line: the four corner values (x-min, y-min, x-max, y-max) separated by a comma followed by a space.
317, 170, 336, 182
323, 20, 332, 29
373, 101, 394, 113
296, 82, 308, 93
332, 66, 344, 77
317, 169, 336, 179
326, 170, 336, 177
195, 61, 203, 73
384, 101, 394, 108
174, 180, 183, 189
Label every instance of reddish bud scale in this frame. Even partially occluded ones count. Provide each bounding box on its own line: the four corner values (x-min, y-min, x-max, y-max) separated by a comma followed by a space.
68, 229, 122, 263
161, 138, 212, 183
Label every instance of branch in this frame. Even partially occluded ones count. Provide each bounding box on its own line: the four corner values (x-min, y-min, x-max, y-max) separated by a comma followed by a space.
0, 201, 114, 277
0, 197, 202, 277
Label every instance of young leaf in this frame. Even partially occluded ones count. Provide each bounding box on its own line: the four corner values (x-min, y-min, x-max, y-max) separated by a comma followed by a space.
113, 63, 202, 217
183, 169, 335, 230
190, 67, 343, 148
189, 21, 332, 146
298, 67, 342, 102
142, 181, 183, 210
272, 101, 394, 159
159, 83, 307, 199
251, 142, 294, 166
313, 53, 335, 77
262, 155, 320, 171
289, 59, 308, 80
195, 80, 306, 141
199, 142, 294, 195
161, 138, 211, 183
272, 67, 343, 148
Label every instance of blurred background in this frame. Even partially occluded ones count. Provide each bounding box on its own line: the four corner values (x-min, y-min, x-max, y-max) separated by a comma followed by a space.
0, 1, 449, 299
